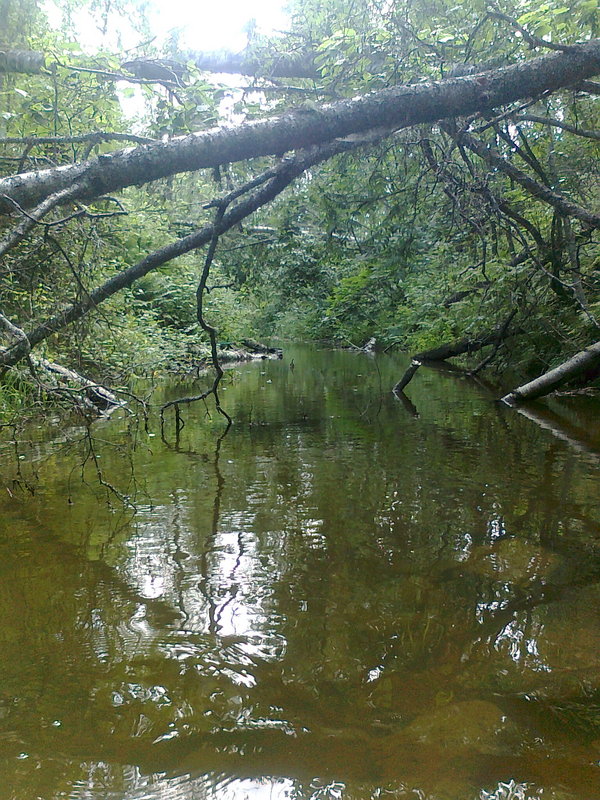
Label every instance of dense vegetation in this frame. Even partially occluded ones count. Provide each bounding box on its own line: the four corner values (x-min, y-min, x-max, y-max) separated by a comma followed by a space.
0, 0, 599, 416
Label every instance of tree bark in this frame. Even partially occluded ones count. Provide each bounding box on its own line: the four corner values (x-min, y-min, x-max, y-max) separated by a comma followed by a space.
501, 341, 600, 404
1, 41, 599, 214
0, 49, 44, 74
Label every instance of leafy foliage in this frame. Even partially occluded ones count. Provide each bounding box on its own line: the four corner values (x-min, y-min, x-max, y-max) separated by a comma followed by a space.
1, 0, 599, 409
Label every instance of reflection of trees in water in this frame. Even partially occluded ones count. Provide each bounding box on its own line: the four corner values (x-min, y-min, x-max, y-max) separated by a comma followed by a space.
1, 387, 600, 798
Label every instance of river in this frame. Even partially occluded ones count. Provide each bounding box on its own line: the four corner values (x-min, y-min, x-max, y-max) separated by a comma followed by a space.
0, 345, 599, 800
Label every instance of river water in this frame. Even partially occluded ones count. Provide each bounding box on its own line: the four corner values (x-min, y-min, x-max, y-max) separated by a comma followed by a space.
0, 345, 599, 800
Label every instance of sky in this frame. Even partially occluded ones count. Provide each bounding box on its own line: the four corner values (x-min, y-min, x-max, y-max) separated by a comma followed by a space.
45, 0, 290, 55
147, 0, 289, 52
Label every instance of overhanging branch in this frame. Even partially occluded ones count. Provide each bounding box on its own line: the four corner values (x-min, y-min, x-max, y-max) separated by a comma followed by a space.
1, 41, 599, 214
0, 136, 377, 370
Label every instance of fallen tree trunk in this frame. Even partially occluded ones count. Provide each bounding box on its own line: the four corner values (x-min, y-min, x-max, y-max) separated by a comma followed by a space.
501, 341, 600, 405
28, 357, 123, 413
177, 49, 320, 79
411, 330, 509, 362
393, 321, 518, 393
1, 41, 600, 214
241, 337, 282, 355
0, 138, 365, 370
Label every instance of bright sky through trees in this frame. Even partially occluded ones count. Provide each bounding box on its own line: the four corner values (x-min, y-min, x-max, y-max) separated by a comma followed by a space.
45, 0, 289, 53
148, 0, 289, 51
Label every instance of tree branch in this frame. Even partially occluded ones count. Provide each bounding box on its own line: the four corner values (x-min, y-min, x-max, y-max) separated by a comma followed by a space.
1, 41, 599, 214
0, 137, 376, 370
513, 113, 600, 142
0, 182, 87, 260
455, 128, 600, 228
487, 11, 575, 53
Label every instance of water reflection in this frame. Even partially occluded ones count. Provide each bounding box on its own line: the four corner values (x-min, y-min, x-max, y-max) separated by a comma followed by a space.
0, 345, 599, 800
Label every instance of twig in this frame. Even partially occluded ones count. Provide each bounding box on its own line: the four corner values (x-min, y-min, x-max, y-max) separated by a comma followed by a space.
487, 10, 575, 53
513, 113, 600, 142
0, 182, 86, 260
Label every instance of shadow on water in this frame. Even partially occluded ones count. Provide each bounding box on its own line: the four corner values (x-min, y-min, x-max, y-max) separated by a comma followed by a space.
0, 344, 599, 800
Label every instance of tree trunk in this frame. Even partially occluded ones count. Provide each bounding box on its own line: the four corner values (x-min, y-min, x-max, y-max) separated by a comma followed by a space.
1, 41, 600, 213
0, 49, 44, 74
412, 331, 510, 362
501, 341, 600, 405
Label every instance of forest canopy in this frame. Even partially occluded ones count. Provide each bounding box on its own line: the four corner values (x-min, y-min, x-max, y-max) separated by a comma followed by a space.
0, 0, 599, 416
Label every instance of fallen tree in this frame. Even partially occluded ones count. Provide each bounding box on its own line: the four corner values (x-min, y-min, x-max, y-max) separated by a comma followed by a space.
393, 312, 519, 393
1, 33, 600, 411
0, 136, 372, 370
0, 48, 44, 74
1, 41, 600, 214
140, 49, 320, 80
501, 341, 600, 405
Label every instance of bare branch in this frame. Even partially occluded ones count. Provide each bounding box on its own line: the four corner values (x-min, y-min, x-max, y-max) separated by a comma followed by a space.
0, 183, 86, 260
513, 113, 600, 142
487, 10, 575, 53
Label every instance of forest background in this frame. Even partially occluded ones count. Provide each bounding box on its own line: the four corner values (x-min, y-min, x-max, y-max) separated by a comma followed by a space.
0, 0, 599, 416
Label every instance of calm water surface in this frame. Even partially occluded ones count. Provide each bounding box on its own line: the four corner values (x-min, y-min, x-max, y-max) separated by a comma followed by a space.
0, 346, 599, 800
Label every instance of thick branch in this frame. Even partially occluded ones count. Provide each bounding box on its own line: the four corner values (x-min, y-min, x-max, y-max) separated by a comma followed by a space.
456, 129, 600, 228
393, 322, 520, 393
1, 42, 600, 214
0, 312, 29, 356
0, 183, 86, 260
0, 49, 44, 74
178, 48, 320, 79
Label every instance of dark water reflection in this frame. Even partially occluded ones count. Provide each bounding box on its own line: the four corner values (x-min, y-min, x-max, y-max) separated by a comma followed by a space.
1, 346, 599, 800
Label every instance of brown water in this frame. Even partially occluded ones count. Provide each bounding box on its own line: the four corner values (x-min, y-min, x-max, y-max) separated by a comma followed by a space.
0, 345, 599, 800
